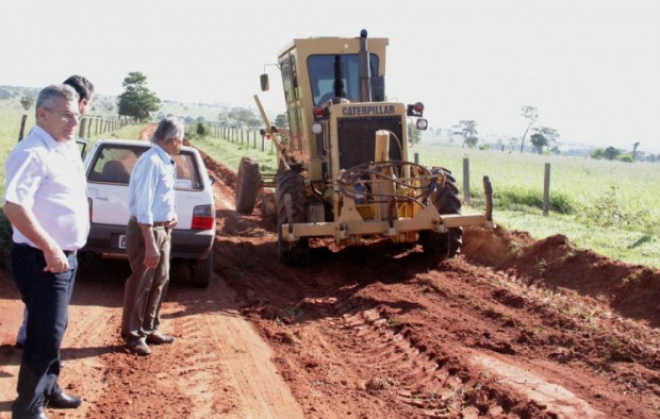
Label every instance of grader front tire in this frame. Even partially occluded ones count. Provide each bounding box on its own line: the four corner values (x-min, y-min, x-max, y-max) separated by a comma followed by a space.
276, 170, 310, 264
235, 157, 261, 214
420, 171, 463, 261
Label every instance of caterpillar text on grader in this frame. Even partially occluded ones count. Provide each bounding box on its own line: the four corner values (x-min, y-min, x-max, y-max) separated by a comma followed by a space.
235, 29, 494, 264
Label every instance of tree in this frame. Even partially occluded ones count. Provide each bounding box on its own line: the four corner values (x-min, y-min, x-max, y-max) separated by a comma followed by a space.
591, 148, 605, 160
533, 126, 559, 147
632, 141, 640, 161
227, 107, 261, 128
465, 135, 479, 148
604, 146, 621, 161
530, 133, 547, 154
196, 121, 210, 137
520, 105, 538, 153
274, 113, 288, 129
117, 71, 160, 121
20, 95, 35, 111
454, 120, 478, 148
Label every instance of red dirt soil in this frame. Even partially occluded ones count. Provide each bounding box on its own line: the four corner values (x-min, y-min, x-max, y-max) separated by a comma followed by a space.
2, 128, 660, 418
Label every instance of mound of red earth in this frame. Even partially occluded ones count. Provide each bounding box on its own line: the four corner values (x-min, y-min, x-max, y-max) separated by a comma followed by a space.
464, 226, 660, 324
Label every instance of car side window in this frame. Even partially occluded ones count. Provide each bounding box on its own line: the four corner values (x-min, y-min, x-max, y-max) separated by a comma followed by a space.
88, 145, 202, 190
173, 153, 201, 190
89, 146, 142, 184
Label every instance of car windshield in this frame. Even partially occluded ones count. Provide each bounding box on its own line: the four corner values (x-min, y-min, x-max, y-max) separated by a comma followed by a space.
87, 144, 202, 190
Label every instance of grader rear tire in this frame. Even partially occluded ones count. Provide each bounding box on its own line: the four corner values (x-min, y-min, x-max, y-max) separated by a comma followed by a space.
276, 170, 310, 264
420, 171, 463, 261
235, 157, 261, 214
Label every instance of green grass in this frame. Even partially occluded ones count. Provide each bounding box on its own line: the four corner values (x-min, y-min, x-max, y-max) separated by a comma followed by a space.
190, 129, 278, 174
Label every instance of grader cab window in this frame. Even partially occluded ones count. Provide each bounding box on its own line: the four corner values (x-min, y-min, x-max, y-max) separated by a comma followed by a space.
308, 54, 381, 105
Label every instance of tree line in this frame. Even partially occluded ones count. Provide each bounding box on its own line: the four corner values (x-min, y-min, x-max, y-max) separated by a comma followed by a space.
430, 105, 656, 162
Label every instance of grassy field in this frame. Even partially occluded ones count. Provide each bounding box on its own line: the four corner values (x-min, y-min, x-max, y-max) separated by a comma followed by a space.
192, 131, 660, 269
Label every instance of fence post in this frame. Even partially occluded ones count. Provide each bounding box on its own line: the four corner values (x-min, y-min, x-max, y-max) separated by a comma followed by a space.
18, 115, 28, 142
463, 157, 470, 205
543, 163, 551, 216
414, 152, 419, 165
78, 118, 87, 138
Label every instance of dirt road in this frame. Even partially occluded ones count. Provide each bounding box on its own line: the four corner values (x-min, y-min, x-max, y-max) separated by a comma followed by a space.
2, 147, 660, 419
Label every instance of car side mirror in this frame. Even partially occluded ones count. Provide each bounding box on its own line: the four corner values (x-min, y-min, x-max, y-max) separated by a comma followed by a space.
76, 138, 89, 160
260, 74, 269, 92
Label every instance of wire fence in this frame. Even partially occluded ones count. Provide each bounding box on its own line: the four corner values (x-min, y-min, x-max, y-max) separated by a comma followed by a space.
16, 114, 139, 142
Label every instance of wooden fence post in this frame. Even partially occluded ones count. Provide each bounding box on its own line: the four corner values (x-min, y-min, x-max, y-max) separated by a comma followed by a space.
78, 118, 87, 138
463, 157, 470, 205
17, 115, 28, 142
543, 163, 551, 216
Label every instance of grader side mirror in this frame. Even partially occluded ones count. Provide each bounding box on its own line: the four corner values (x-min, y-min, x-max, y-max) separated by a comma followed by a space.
260, 74, 269, 92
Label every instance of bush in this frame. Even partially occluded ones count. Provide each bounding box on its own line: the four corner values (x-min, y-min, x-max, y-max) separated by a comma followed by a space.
617, 154, 634, 163
477, 185, 576, 214
185, 122, 212, 140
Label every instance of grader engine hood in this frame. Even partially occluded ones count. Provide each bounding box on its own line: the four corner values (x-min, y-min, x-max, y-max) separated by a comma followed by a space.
329, 102, 406, 171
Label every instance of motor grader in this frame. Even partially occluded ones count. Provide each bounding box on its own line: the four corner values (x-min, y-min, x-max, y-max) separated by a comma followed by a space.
235, 29, 494, 264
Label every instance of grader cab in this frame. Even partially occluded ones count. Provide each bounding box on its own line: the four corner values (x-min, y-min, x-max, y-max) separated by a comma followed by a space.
236, 29, 494, 264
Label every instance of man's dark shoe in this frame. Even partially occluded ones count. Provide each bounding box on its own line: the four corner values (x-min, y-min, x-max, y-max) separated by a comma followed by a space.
146, 333, 175, 345
12, 406, 49, 419
127, 339, 152, 356
47, 391, 82, 409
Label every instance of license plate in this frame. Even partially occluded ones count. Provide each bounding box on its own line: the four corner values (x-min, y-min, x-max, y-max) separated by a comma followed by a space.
118, 235, 126, 249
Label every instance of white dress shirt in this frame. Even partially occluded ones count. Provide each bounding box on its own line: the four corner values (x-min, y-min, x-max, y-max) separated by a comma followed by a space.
3, 125, 90, 250
128, 143, 176, 225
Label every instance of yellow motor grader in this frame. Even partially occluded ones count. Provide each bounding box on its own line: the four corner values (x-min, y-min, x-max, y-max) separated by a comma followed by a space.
235, 29, 494, 264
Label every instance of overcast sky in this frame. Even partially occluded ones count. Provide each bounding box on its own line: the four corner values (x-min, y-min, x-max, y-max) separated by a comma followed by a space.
1, 0, 658, 152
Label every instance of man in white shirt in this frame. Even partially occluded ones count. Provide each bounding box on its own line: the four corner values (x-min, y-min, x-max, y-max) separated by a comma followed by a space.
121, 117, 182, 356
15, 75, 94, 349
4, 84, 89, 419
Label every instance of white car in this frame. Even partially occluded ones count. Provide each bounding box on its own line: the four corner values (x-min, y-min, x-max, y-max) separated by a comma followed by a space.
82, 139, 216, 287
